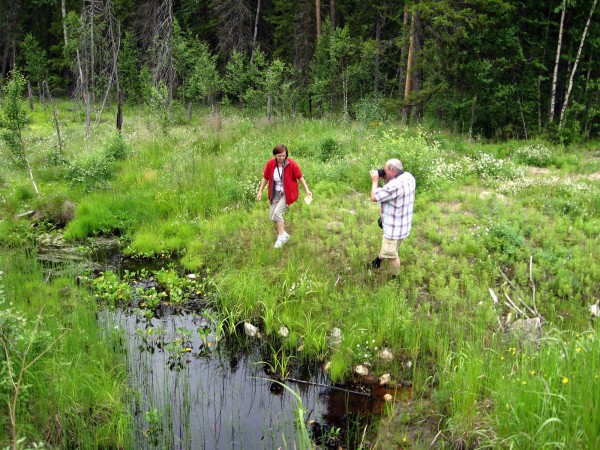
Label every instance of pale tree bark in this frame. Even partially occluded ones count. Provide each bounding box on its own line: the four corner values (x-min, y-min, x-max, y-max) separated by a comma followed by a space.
95, 0, 122, 127
316, 0, 321, 39
559, 0, 597, 128
411, 13, 423, 121
251, 0, 261, 59
61, 0, 69, 48
398, 4, 409, 102
468, 94, 477, 142
42, 80, 63, 153
27, 82, 34, 110
402, 12, 415, 123
549, 0, 566, 123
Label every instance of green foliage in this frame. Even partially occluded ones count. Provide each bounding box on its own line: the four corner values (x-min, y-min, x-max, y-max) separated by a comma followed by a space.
66, 149, 114, 190
118, 32, 142, 102
190, 42, 221, 110
512, 143, 553, 167
318, 137, 344, 162
20, 34, 47, 90
0, 70, 30, 165
143, 78, 171, 136
353, 94, 386, 124
481, 222, 525, 261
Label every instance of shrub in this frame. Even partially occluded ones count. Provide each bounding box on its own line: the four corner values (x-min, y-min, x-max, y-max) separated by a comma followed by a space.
66, 150, 114, 190
512, 144, 552, 167
104, 134, 130, 160
353, 94, 386, 124
470, 152, 524, 181
318, 138, 343, 162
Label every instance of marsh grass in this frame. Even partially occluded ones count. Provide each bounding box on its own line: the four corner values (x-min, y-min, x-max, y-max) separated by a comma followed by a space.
0, 250, 130, 449
1, 101, 599, 447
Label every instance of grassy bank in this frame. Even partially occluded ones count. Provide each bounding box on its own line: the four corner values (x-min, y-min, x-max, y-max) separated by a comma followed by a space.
1, 102, 599, 447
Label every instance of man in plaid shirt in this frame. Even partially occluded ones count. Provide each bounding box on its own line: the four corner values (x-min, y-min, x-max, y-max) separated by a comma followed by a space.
369, 159, 416, 277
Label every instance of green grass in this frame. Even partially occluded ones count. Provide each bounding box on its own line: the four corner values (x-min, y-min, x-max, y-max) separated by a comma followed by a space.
1, 100, 599, 447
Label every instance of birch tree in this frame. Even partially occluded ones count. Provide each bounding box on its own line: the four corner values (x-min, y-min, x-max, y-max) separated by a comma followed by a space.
558, 0, 598, 128
549, 0, 567, 123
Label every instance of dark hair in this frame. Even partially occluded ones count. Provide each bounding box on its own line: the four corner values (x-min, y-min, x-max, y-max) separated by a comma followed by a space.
273, 144, 288, 158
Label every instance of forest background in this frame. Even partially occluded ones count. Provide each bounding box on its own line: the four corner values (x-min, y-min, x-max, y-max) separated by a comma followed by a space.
0, 0, 598, 142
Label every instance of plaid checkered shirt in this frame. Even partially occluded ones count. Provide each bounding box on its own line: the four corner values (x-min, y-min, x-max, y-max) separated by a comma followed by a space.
374, 172, 416, 240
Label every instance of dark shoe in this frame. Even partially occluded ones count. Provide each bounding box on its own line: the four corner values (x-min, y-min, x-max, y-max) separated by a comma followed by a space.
368, 257, 382, 269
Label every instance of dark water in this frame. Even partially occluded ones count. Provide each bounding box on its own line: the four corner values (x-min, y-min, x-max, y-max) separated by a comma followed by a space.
37, 235, 399, 449
102, 308, 388, 449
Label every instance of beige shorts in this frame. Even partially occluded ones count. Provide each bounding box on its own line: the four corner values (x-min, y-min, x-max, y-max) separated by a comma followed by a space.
269, 191, 288, 222
379, 236, 401, 259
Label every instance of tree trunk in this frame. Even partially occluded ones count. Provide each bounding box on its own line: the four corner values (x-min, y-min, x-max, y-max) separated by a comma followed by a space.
167, 0, 174, 110
548, 0, 566, 123
117, 90, 123, 132
90, 2, 96, 108
402, 13, 415, 123
267, 93, 273, 120
374, 12, 381, 93
468, 95, 477, 142
61, 0, 69, 48
316, 0, 321, 39
251, 0, 261, 59
537, 76, 542, 133
559, 0, 597, 128
43, 81, 63, 152
27, 81, 34, 111
330, 0, 335, 28
411, 13, 423, 121
398, 5, 409, 105
583, 53, 593, 136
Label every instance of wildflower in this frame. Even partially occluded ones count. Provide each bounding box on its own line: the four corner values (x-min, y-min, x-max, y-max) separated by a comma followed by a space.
529, 370, 536, 376
522, 381, 527, 385
505, 402, 510, 410
184, 347, 192, 353
562, 377, 569, 385
576, 347, 582, 353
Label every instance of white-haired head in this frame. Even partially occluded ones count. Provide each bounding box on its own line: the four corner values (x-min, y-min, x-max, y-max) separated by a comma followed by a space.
386, 159, 403, 173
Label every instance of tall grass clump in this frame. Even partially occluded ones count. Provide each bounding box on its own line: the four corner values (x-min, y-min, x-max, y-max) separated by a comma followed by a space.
0, 251, 131, 449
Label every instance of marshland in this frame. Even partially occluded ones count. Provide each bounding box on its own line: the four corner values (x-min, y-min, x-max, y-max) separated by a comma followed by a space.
1, 1, 600, 448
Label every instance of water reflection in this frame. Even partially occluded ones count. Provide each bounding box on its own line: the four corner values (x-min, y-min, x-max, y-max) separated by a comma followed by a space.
103, 309, 342, 449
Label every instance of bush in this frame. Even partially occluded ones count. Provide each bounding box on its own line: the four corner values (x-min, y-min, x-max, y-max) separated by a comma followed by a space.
318, 138, 343, 162
104, 134, 130, 160
47, 147, 68, 166
470, 152, 524, 181
512, 144, 553, 167
66, 150, 114, 190
353, 94, 386, 124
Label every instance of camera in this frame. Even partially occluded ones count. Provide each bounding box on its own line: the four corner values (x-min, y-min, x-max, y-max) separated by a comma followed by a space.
377, 168, 386, 178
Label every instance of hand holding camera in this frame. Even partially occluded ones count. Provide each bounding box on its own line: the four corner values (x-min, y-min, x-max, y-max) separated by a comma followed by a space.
370, 168, 386, 183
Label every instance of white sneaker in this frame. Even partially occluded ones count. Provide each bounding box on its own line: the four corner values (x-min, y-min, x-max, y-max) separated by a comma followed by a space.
274, 233, 290, 249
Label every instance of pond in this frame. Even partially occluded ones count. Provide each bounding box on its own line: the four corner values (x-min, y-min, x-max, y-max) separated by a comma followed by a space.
38, 234, 404, 449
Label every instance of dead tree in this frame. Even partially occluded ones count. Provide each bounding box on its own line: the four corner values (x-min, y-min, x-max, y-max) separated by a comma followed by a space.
42, 81, 63, 153
95, 0, 122, 127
